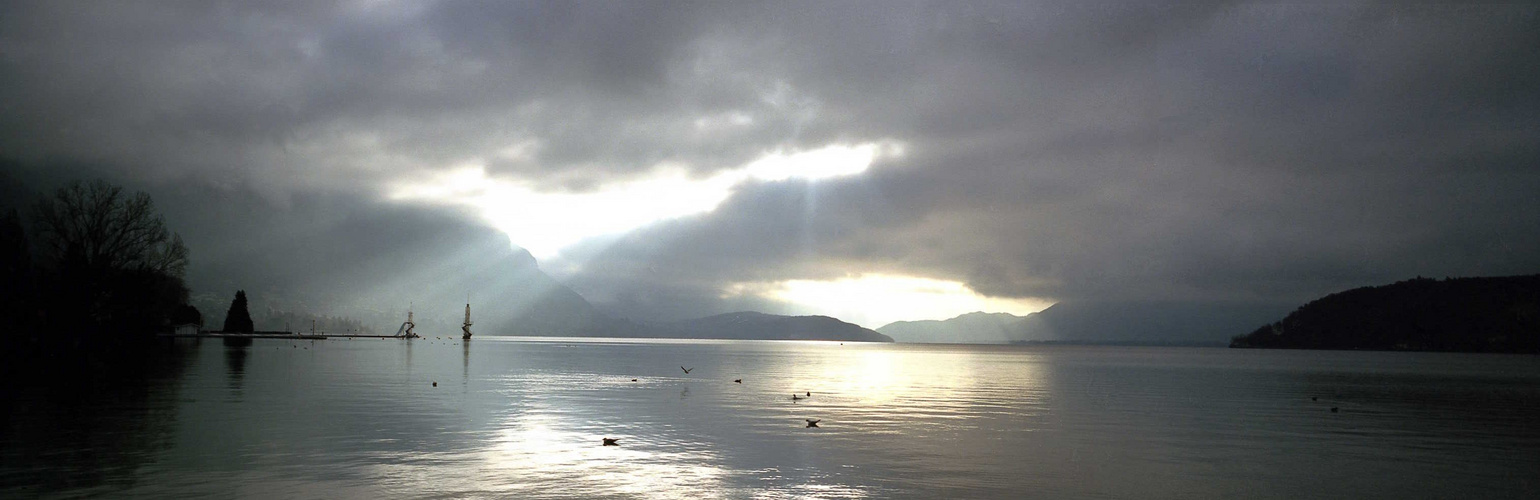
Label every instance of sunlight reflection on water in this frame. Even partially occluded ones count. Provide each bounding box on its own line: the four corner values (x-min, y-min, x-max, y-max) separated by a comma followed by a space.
3, 338, 1538, 499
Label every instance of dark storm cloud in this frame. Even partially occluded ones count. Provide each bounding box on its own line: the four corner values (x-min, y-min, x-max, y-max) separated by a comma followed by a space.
3, 2, 1538, 323
553, 2, 1540, 316
1, 1, 795, 188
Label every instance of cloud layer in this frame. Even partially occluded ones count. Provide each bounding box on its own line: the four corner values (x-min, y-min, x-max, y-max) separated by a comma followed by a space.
3, 1, 1538, 325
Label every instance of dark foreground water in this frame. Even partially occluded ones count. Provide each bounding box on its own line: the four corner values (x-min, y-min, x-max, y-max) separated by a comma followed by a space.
3, 338, 1538, 499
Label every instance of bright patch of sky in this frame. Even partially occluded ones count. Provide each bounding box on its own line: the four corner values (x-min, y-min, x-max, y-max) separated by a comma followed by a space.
390, 142, 902, 258
722, 274, 1055, 329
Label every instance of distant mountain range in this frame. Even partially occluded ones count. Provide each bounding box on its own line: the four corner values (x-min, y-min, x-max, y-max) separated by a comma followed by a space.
878, 301, 1292, 345
877, 312, 1028, 344
664, 311, 893, 342
1231, 275, 1540, 353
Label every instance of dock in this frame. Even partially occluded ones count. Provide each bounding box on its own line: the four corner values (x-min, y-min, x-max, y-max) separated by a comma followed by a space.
158, 332, 429, 340
160, 332, 329, 340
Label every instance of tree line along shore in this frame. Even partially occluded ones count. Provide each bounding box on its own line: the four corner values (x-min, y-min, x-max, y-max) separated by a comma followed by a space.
1231, 275, 1540, 353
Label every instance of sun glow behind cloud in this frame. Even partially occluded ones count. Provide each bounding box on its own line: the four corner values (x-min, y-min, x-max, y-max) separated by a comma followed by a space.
390, 142, 901, 258
722, 274, 1054, 329
743, 142, 891, 181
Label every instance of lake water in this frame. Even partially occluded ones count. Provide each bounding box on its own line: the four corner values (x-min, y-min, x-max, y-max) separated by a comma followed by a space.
3, 338, 1538, 499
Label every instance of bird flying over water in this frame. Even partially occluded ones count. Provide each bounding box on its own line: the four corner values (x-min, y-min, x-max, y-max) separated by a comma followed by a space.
681, 366, 693, 374
806, 419, 820, 428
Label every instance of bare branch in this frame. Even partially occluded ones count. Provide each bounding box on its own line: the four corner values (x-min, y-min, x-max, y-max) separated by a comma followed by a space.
32, 180, 186, 276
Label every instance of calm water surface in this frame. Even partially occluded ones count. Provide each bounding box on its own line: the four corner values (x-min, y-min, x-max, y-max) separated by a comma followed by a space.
3, 338, 1538, 499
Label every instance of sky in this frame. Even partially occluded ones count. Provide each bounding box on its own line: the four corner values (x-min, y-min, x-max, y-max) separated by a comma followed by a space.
2, 1, 1538, 329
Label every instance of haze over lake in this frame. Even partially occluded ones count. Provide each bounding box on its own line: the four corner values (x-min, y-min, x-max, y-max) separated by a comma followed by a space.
5, 338, 1537, 499
3, 4, 1540, 498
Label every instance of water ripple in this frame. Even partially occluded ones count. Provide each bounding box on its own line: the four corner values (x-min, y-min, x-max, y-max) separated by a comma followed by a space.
4, 340, 1538, 499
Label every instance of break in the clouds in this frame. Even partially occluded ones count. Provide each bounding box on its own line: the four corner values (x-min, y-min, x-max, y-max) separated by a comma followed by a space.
2, 1, 1538, 327
389, 141, 903, 258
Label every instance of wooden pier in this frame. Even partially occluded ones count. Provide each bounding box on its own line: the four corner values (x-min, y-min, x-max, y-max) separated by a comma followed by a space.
159, 332, 425, 340
160, 332, 329, 340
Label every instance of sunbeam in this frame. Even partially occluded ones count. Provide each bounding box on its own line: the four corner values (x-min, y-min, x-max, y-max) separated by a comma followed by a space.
390, 142, 904, 259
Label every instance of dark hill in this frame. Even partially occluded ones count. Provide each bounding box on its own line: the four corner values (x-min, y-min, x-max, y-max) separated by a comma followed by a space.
1017, 300, 1292, 345
1230, 275, 1540, 353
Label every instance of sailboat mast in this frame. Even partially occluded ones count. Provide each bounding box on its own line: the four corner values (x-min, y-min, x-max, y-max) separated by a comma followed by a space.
461, 299, 473, 340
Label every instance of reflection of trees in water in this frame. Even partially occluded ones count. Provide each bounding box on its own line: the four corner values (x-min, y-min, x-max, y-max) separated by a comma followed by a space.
0, 178, 206, 495
225, 345, 249, 391
0, 343, 195, 496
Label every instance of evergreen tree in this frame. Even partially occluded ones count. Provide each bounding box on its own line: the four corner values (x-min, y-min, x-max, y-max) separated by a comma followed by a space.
222, 290, 254, 333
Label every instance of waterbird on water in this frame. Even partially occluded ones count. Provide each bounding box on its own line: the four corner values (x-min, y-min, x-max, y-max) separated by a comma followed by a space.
602, 438, 620, 446
806, 419, 820, 428
1331, 407, 1339, 413
792, 394, 803, 401
681, 366, 693, 374
734, 379, 742, 384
